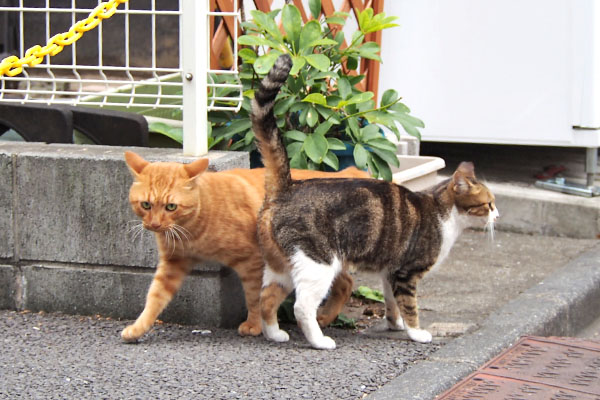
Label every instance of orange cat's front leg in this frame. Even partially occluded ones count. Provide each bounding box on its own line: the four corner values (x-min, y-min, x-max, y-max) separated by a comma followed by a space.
232, 260, 264, 336
121, 257, 192, 342
317, 271, 354, 327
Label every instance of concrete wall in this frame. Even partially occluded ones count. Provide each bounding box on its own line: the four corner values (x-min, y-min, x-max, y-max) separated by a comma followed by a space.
0, 142, 250, 328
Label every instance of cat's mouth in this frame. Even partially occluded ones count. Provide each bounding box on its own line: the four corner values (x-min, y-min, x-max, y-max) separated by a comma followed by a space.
144, 223, 167, 232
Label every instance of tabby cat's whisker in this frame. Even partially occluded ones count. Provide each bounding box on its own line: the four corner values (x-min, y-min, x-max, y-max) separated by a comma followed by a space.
485, 220, 495, 241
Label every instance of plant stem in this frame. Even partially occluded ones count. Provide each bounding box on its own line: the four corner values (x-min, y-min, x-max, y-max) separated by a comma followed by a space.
339, 97, 402, 122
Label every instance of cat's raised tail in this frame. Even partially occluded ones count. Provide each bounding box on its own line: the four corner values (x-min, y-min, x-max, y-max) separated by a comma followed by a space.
251, 53, 293, 200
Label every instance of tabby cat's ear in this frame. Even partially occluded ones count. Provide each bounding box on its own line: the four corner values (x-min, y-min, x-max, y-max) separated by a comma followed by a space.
452, 162, 477, 195
183, 158, 209, 179
456, 161, 475, 177
124, 151, 150, 177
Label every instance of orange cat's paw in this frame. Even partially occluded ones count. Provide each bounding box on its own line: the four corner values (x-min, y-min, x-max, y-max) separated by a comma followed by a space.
237, 321, 262, 336
317, 313, 336, 328
121, 324, 147, 343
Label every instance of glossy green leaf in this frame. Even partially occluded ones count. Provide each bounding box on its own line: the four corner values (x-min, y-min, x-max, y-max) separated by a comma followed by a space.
366, 137, 397, 153
299, 20, 322, 53
381, 89, 399, 107
304, 54, 330, 72
347, 116, 360, 138
290, 101, 310, 114
307, 38, 339, 47
238, 35, 282, 51
309, 0, 321, 20
274, 96, 297, 116
337, 77, 352, 100
282, 5, 302, 50
358, 8, 373, 33
149, 122, 183, 144
250, 10, 283, 41
302, 93, 327, 106
325, 16, 346, 26
306, 106, 319, 127
346, 55, 358, 71
304, 132, 328, 163
326, 137, 347, 150
212, 119, 252, 139
353, 285, 384, 303
314, 120, 333, 136
284, 130, 307, 142
358, 41, 381, 61
370, 146, 400, 168
254, 50, 283, 74
322, 150, 339, 171
286, 141, 303, 158
360, 124, 382, 141
290, 150, 308, 169
290, 55, 306, 75
353, 143, 369, 170
371, 152, 393, 181
238, 48, 257, 64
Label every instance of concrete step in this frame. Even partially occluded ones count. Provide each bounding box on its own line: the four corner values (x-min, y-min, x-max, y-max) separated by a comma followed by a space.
0, 142, 249, 328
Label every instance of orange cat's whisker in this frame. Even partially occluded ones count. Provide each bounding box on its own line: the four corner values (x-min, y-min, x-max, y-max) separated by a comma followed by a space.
127, 222, 145, 242
172, 224, 191, 244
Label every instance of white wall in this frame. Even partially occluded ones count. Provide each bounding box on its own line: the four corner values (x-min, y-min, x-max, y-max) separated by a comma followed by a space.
380, 0, 600, 147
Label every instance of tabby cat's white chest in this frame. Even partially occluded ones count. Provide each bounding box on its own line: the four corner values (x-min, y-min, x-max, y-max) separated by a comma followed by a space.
431, 206, 468, 271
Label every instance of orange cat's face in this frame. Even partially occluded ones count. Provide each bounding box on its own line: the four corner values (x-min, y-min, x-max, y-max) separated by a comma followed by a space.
125, 152, 208, 233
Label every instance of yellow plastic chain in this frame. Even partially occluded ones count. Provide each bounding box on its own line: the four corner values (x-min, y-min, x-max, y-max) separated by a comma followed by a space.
0, 0, 129, 77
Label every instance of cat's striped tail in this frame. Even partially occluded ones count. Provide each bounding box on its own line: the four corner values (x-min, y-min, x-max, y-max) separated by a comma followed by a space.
251, 53, 293, 200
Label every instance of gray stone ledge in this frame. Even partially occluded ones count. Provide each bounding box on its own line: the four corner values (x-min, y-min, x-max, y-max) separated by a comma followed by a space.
0, 142, 249, 327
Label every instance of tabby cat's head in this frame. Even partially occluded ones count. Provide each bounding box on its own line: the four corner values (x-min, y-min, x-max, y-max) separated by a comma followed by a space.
450, 162, 499, 231
124, 151, 208, 232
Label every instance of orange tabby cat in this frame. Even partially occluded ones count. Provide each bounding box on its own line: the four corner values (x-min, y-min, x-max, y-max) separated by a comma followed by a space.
121, 151, 369, 342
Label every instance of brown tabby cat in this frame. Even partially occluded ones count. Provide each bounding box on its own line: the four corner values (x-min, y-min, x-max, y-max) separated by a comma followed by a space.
252, 54, 499, 349
121, 151, 368, 342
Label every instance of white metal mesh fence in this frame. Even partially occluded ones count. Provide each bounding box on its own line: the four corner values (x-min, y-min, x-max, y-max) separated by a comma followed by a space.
0, 0, 242, 155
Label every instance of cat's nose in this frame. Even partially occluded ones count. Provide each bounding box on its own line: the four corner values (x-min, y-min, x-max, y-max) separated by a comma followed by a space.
150, 222, 161, 230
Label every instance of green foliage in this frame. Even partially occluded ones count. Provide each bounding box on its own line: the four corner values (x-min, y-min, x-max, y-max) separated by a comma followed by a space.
207, 5, 424, 179
353, 286, 385, 303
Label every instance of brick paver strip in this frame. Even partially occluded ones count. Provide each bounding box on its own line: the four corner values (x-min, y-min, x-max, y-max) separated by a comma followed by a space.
437, 336, 600, 399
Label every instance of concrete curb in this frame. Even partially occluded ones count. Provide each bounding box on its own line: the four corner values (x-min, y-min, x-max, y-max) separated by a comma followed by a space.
368, 243, 600, 400
488, 181, 600, 239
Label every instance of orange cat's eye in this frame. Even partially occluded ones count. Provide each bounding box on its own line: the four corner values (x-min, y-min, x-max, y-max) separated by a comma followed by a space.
165, 203, 177, 211
141, 201, 151, 210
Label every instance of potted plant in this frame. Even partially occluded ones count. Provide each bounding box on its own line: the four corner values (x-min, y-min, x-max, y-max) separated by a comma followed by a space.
207, 4, 424, 180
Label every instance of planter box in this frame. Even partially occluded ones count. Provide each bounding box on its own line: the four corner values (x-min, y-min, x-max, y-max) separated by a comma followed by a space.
392, 155, 446, 191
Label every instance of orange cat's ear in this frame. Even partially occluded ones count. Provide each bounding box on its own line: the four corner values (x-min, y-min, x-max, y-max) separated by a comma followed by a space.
124, 151, 150, 177
183, 158, 209, 178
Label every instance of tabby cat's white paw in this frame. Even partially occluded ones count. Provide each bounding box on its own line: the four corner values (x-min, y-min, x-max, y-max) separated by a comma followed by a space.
311, 336, 336, 350
407, 328, 432, 343
262, 323, 289, 342
387, 316, 405, 331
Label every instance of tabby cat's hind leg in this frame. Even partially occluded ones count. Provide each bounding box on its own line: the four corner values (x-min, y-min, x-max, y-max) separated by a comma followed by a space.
121, 258, 192, 342
317, 271, 353, 327
292, 250, 341, 350
382, 278, 405, 331
260, 265, 293, 343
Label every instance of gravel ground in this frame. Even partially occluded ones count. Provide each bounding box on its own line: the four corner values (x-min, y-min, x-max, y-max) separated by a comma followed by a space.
0, 310, 439, 400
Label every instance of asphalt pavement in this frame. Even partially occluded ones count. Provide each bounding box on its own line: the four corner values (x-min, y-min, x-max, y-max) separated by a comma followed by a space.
1, 228, 598, 399
2, 143, 600, 399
